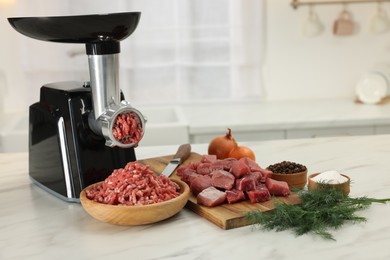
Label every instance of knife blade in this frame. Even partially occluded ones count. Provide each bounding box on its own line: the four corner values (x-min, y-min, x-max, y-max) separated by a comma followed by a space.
161, 144, 192, 177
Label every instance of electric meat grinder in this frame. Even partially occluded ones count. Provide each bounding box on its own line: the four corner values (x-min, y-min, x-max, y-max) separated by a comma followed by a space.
8, 12, 146, 202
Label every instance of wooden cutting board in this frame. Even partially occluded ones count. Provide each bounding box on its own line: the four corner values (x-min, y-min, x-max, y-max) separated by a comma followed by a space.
139, 152, 301, 230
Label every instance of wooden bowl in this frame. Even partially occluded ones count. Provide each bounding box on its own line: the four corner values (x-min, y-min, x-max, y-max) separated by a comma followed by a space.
271, 170, 308, 189
80, 179, 190, 225
308, 173, 350, 196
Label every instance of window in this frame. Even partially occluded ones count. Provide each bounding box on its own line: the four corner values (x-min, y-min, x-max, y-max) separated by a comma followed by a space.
15, 0, 264, 105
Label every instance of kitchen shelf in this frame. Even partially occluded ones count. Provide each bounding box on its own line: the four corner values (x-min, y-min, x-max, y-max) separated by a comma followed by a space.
291, 0, 390, 9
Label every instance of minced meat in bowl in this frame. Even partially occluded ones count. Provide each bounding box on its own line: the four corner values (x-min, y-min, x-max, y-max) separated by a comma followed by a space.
80, 161, 190, 225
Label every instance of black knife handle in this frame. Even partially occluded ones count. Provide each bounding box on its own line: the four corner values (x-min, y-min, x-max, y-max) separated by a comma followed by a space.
174, 144, 191, 162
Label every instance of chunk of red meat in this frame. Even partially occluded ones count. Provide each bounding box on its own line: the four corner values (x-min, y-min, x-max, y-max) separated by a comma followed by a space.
190, 175, 212, 196
209, 163, 224, 173
265, 178, 290, 196
258, 168, 273, 181
196, 163, 212, 175
180, 168, 200, 185
187, 172, 201, 185
177, 163, 199, 177
230, 158, 251, 178
197, 186, 227, 207
226, 189, 246, 204
245, 172, 263, 184
235, 176, 256, 191
187, 162, 200, 170
256, 183, 267, 189
211, 170, 235, 190
210, 160, 228, 172
246, 185, 271, 203
242, 157, 262, 172
201, 154, 217, 163
221, 158, 238, 171
176, 165, 187, 176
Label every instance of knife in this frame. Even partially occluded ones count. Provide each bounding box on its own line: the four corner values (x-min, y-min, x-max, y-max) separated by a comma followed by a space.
161, 144, 192, 177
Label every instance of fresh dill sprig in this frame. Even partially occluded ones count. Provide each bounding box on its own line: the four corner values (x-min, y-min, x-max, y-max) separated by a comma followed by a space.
246, 184, 390, 241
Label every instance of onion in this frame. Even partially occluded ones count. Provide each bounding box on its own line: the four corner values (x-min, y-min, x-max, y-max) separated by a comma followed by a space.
208, 128, 238, 159
228, 145, 256, 161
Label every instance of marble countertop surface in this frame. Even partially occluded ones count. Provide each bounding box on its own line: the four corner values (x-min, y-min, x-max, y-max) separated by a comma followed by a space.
2, 135, 390, 259
181, 98, 390, 134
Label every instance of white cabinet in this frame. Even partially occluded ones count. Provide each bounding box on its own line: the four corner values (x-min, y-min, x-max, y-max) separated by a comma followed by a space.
374, 125, 390, 135
190, 126, 379, 144
0, 114, 28, 152
190, 130, 285, 143
286, 126, 374, 139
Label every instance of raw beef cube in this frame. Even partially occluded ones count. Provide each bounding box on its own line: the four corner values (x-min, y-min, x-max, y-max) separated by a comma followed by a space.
209, 163, 224, 173
210, 160, 226, 170
258, 168, 273, 181
247, 185, 271, 203
176, 166, 188, 177
187, 162, 200, 171
177, 163, 199, 176
221, 158, 237, 171
180, 169, 200, 185
190, 175, 212, 196
226, 189, 246, 204
256, 183, 270, 192
243, 157, 262, 172
230, 158, 251, 178
196, 163, 212, 175
235, 176, 256, 191
197, 187, 227, 207
211, 170, 235, 190
201, 154, 217, 163
187, 173, 201, 185
265, 178, 290, 197
246, 172, 263, 184
210, 159, 234, 172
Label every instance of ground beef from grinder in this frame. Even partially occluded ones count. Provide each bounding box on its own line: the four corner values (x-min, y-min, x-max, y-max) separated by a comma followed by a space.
85, 161, 180, 206
112, 112, 143, 144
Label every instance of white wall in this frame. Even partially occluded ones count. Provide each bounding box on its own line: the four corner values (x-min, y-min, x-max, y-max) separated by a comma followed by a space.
263, 0, 390, 101
0, 4, 27, 115
1, 0, 390, 115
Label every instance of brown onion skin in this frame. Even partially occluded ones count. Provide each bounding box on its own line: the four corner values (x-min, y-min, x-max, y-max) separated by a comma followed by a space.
208, 128, 238, 159
228, 146, 256, 161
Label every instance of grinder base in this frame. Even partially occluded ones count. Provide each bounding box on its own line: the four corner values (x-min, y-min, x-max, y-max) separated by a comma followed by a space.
29, 81, 136, 202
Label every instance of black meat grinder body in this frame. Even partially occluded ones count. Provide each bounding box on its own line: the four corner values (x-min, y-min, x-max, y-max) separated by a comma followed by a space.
8, 12, 145, 202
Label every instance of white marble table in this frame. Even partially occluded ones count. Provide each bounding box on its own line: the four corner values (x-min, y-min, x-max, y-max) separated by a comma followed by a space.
1, 135, 390, 259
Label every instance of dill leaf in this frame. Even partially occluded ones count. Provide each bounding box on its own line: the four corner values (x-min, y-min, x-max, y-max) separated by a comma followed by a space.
246, 184, 390, 241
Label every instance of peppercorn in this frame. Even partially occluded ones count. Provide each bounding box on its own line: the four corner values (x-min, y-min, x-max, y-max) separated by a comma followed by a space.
266, 161, 307, 174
